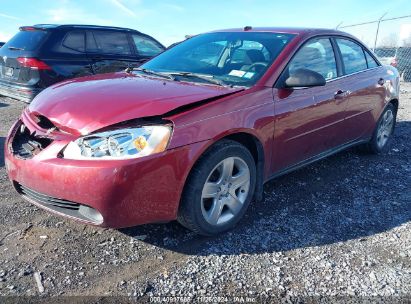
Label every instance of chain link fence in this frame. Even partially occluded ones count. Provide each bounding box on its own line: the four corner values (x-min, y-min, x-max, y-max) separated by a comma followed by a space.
338, 14, 411, 82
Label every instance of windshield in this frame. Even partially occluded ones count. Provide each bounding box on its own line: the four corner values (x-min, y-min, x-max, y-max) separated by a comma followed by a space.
140, 32, 295, 87
4, 30, 48, 51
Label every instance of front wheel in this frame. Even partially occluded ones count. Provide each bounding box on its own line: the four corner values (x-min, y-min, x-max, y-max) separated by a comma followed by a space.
178, 140, 256, 236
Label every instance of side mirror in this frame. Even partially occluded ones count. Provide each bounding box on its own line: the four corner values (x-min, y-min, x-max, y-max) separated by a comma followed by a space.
284, 68, 326, 88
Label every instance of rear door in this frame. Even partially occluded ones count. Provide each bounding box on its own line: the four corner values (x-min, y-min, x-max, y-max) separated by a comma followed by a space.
86, 30, 137, 74
39, 29, 94, 86
334, 38, 386, 142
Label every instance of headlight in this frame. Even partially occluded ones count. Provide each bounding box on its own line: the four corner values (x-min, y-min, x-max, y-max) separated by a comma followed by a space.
63, 125, 172, 160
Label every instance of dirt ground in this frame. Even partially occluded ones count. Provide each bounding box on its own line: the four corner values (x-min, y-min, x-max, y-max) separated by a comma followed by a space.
0, 82, 410, 302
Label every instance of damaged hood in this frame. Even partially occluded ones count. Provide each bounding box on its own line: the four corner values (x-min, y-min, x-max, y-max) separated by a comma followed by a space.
28, 72, 243, 135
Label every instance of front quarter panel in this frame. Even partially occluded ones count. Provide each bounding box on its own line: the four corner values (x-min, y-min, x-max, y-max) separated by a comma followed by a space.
166, 87, 275, 179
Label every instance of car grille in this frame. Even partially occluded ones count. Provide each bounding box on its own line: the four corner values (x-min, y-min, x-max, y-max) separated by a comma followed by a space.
11, 121, 53, 159
14, 182, 103, 224
15, 182, 80, 210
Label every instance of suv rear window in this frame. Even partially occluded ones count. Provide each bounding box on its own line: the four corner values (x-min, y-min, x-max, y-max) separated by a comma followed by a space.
88, 31, 132, 55
5, 30, 47, 51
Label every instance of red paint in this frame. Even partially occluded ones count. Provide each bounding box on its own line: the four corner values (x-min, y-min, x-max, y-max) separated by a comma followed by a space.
29, 73, 242, 136
5, 28, 400, 228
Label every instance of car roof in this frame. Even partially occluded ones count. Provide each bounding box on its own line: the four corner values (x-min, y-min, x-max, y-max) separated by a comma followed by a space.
211, 27, 349, 36
21, 24, 142, 33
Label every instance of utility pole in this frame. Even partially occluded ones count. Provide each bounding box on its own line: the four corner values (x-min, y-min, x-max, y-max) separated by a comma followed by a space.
373, 12, 388, 51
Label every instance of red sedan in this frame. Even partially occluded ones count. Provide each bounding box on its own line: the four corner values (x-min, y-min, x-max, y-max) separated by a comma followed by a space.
4, 27, 399, 235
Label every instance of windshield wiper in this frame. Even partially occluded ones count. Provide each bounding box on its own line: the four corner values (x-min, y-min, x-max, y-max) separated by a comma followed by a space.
126, 67, 175, 80
8, 46, 24, 51
168, 72, 228, 86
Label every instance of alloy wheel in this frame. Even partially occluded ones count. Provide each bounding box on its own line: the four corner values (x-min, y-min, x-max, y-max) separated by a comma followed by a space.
201, 157, 251, 226
376, 109, 394, 149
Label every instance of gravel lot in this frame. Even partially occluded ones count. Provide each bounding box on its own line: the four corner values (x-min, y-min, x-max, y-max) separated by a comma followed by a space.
0, 83, 410, 302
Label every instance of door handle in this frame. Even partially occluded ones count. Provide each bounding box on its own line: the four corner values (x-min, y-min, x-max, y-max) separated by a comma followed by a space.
334, 90, 351, 99
378, 78, 385, 86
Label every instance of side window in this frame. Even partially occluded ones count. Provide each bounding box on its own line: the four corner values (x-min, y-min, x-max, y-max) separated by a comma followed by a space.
336, 38, 367, 74
86, 31, 98, 51
132, 35, 164, 57
289, 38, 337, 80
88, 31, 132, 55
365, 51, 379, 68
52, 31, 85, 54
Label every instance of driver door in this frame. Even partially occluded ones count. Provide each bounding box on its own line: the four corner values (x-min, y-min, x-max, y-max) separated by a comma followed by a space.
271, 37, 349, 173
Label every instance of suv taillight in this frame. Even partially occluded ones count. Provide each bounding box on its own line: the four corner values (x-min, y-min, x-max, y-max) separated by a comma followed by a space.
17, 57, 51, 70
390, 57, 398, 67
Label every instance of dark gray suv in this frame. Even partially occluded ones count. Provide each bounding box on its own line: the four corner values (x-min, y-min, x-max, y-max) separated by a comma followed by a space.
0, 24, 165, 102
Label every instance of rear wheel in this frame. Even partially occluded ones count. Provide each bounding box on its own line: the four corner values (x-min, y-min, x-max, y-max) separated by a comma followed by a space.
362, 104, 396, 154
178, 140, 256, 236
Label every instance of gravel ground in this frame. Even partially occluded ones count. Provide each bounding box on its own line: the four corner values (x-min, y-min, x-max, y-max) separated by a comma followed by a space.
0, 83, 410, 302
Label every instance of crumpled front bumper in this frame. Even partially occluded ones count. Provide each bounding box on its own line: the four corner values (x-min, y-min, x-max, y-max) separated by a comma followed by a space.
4, 116, 207, 228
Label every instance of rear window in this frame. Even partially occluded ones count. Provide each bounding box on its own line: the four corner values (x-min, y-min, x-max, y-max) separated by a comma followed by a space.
88, 31, 132, 55
5, 30, 47, 51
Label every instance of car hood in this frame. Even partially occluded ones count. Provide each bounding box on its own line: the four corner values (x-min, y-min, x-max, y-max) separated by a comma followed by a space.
28, 72, 243, 135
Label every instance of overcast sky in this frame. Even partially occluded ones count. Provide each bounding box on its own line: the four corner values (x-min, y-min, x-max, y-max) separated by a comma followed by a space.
0, 0, 410, 46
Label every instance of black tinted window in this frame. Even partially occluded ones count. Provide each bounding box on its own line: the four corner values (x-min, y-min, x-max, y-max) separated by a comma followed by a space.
365, 51, 379, 68
4, 30, 47, 51
336, 39, 367, 74
132, 35, 163, 56
289, 38, 337, 80
88, 31, 131, 55
61, 31, 85, 52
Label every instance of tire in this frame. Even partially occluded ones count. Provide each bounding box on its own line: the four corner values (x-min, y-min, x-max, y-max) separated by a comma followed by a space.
177, 139, 256, 236
362, 103, 396, 154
